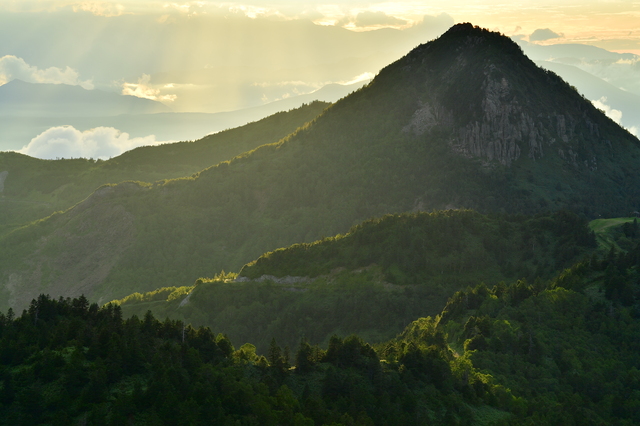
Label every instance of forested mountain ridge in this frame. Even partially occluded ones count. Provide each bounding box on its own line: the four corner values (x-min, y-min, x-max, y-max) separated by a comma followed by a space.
113, 209, 598, 353
423, 238, 640, 424
1, 23, 638, 312
0, 101, 329, 235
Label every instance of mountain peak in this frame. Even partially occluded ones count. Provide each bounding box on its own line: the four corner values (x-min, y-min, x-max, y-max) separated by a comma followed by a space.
441, 22, 488, 38
444, 22, 519, 45
369, 23, 638, 169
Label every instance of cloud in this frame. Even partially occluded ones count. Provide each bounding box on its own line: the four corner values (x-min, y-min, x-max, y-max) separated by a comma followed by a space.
338, 72, 374, 85
227, 4, 288, 20
122, 74, 177, 102
592, 96, 637, 136
353, 11, 406, 27
0, 55, 93, 89
252, 71, 374, 103
407, 13, 455, 39
72, 1, 125, 16
298, 9, 324, 22
336, 10, 408, 29
592, 96, 622, 124
530, 28, 562, 42
19, 126, 163, 160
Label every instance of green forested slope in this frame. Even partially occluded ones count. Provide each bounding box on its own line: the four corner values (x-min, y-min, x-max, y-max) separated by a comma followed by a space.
589, 217, 638, 252
0, 101, 328, 234
417, 237, 640, 425
112, 210, 597, 353
0, 295, 514, 426
1, 225, 638, 425
239, 209, 596, 282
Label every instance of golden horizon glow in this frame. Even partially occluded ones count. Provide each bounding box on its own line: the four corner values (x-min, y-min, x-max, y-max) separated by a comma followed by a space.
2, 1, 639, 53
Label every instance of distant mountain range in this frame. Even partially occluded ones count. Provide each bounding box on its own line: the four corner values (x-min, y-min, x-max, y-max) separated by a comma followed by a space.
517, 39, 638, 62
0, 79, 171, 117
0, 23, 639, 312
0, 80, 364, 151
536, 60, 640, 132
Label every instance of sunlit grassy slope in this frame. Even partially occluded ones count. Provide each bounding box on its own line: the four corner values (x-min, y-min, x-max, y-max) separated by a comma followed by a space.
589, 217, 638, 250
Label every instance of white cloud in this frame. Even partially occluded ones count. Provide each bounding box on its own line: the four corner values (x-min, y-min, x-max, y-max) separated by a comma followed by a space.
19, 126, 164, 160
337, 10, 407, 29
122, 74, 177, 102
592, 96, 637, 136
252, 71, 373, 103
592, 96, 623, 124
252, 80, 318, 88
0, 55, 93, 89
339, 72, 374, 85
227, 4, 286, 20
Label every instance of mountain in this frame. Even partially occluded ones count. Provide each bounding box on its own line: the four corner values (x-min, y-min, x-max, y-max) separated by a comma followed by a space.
1, 23, 639, 311
0, 80, 170, 117
0, 102, 329, 234
516, 39, 637, 62
517, 39, 640, 100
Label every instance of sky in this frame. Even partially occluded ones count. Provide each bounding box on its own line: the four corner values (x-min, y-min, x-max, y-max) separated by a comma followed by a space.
0, 1, 639, 158
2, 0, 637, 51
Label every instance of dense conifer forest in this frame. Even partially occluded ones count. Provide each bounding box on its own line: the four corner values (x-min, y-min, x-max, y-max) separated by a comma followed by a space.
1, 227, 639, 424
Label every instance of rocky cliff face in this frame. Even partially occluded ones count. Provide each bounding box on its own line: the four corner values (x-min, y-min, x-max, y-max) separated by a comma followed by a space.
452, 88, 604, 169
401, 24, 620, 170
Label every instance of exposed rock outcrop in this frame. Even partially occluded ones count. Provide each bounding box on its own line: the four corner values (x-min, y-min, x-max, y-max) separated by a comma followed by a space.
403, 101, 453, 135
402, 25, 607, 171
